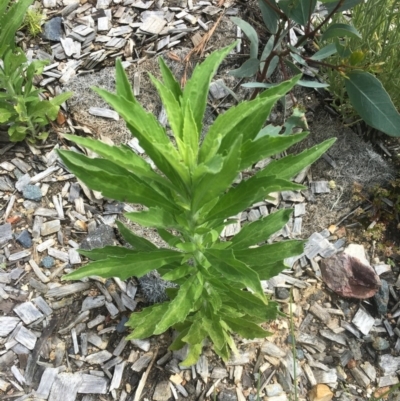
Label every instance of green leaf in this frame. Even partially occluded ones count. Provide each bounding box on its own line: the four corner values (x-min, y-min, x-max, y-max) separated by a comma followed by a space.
310, 43, 337, 61
62, 249, 183, 281
234, 240, 305, 266
260, 35, 275, 72
115, 59, 135, 102
181, 101, 199, 167
181, 343, 203, 367
126, 303, 170, 339
93, 87, 191, 193
345, 71, 400, 137
181, 317, 207, 345
240, 132, 308, 169
192, 135, 242, 212
230, 209, 293, 249
230, 18, 259, 59
204, 175, 305, 223
250, 260, 288, 280
258, 0, 279, 34
0, 108, 12, 123
202, 316, 226, 351
257, 138, 336, 180
206, 249, 265, 297
162, 264, 196, 281
324, 0, 363, 13
182, 43, 236, 137
157, 229, 184, 248
297, 80, 329, 88
229, 58, 260, 78
116, 221, 158, 251
159, 57, 183, 102
321, 23, 361, 42
78, 246, 138, 261
222, 315, 271, 339
125, 207, 179, 230
50, 91, 72, 107
279, 0, 317, 26
58, 150, 178, 212
154, 274, 203, 334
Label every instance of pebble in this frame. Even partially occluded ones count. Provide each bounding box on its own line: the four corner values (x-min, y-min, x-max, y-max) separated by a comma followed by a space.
42, 17, 63, 42
80, 224, 115, 250
275, 287, 290, 300
372, 337, 390, 351
218, 390, 237, 401
23, 185, 42, 202
16, 230, 32, 248
41, 256, 55, 269
116, 315, 129, 333
296, 348, 305, 360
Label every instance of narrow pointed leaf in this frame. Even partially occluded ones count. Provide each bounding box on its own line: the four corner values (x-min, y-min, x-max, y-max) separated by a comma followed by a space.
229, 58, 260, 78
222, 316, 270, 339
257, 138, 336, 180
154, 274, 203, 334
116, 221, 158, 251
182, 43, 236, 136
202, 316, 226, 351
310, 43, 337, 61
125, 207, 179, 230
63, 250, 184, 281
115, 59, 135, 102
324, 0, 363, 13
279, 0, 317, 26
181, 343, 203, 367
206, 249, 265, 297
159, 57, 183, 102
230, 209, 293, 249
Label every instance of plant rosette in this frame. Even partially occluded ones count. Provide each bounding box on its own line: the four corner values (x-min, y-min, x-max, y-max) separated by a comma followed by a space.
58, 43, 335, 366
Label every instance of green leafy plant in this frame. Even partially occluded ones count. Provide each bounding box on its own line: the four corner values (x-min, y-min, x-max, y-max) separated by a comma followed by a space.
231, 0, 400, 137
0, 0, 34, 58
58, 43, 335, 366
21, 7, 44, 38
326, 0, 400, 120
0, 48, 72, 142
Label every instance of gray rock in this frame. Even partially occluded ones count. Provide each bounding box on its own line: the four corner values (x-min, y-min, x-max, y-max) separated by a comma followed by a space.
41, 256, 55, 269
275, 287, 290, 300
80, 224, 115, 250
372, 337, 390, 351
218, 390, 237, 401
43, 17, 63, 42
16, 229, 32, 248
23, 185, 42, 202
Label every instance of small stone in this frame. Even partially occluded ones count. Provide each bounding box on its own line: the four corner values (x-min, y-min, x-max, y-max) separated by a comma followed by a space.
23, 185, 42, 202
16, 229, 32, 248
309, 384, 333, 401
116, 315, 129, 333
296, 348, 305, 360
43, 17, 63, 42
218, 389, 237, 401
373, 279, 389, 314
275, 287, 289, 300
80, 224, 115, 250
41, 256, 55, 269
372, 337, 390, 351
265, 383, 283, 397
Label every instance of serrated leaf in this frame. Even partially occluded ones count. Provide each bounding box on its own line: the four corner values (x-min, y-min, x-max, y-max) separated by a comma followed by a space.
202, 316, 226, 351
249, 260, 288, 280
181, 317, 207, 345
260, 35, 275, 72
181, 343, 203, 367
0, 108, 12, 123
234, 240, 305, 266
258, 0, 279, 34
229, 58, 260, 78
321, 23, 361, 42
116, 221, 158, 251
206, 249, 265, 297
230, 209, 293, 249
126, 303, 170, 339
115, 58, 135, 102
125, 207, 179, 229
222, 316, 270, 339
162, 264, 196, 281
182, 43, 236, 137
257, 138, 336, 180
231, 18, 259, 59
63, 249, 183, 281
154, 274, 203, 334
159, 57, 182, 102
345, 71, 400, 137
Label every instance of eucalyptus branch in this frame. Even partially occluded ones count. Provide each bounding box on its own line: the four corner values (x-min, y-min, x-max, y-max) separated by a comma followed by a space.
261, 0, 287, 20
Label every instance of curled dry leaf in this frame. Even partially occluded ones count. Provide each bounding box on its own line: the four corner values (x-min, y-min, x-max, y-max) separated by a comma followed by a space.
320, 253, 381, 299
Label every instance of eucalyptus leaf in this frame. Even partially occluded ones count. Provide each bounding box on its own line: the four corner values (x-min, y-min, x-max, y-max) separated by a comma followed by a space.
258, 0, 279, 34
230, 17, 259, 59
229, 58, 260, 78
321, 23, 361, 42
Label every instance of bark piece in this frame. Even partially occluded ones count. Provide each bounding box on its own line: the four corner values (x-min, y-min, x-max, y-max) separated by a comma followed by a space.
49, 373, 82, 401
